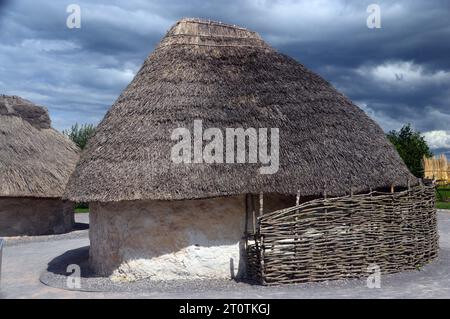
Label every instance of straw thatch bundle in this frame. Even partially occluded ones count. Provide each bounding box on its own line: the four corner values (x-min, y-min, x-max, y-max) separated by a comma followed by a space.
65, 18, 415, 203
0, 95, 80, 198
423, 154, 449, 183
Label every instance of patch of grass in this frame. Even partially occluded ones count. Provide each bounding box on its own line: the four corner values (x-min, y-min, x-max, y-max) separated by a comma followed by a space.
436, 186, 450, 202
437, 202, 450, 210
436, 186, 450, 210
75, 207, 89, 213
74, 202, 89, 213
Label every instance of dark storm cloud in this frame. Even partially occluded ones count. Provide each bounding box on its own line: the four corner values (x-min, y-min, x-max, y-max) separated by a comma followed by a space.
0, 0, 449, 153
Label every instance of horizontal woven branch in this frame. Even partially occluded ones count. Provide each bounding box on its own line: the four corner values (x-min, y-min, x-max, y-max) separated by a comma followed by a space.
247, 184, 439, 285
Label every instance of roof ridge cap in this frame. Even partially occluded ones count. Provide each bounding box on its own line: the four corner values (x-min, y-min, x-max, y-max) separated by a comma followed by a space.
177, 18, 254, 33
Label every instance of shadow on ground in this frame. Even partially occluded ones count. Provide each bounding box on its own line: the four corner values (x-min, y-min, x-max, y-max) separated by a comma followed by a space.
40, 245, 261, 293
73, 222, 89, 231
45, 246, 93, 277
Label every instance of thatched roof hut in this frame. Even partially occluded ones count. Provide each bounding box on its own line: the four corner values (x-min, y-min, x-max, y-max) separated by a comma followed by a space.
65, 18, 417, 282
0, 95, 79, 236
66, 19, 415, 203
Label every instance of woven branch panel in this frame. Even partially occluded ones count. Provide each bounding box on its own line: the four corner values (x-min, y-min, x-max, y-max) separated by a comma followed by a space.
247, 184, 439, 285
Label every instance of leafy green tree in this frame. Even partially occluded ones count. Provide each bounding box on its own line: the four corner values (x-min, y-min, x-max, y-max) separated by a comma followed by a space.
387, 124, 433, 178
63, 123, 96, 150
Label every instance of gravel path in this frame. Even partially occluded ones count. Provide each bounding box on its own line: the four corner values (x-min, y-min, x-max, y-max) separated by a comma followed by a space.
1, 211, 450, 299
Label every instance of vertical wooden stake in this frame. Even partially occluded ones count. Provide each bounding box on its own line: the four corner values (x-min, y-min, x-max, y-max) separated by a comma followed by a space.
258, 193, 264, 284
294, 189, 300, 273
251, 194, 256, 235
245, 194, 251, 238
349, 175, 353, 197
259, 192, 264, 216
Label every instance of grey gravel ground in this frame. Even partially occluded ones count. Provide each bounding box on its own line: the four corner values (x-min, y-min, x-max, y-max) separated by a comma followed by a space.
1, 211, 450, 298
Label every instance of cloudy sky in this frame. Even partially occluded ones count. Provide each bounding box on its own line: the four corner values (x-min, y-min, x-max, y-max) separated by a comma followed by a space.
0, 0, 449, 155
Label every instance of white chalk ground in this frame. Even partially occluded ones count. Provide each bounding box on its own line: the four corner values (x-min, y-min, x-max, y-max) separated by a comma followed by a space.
1, 211, 450, 299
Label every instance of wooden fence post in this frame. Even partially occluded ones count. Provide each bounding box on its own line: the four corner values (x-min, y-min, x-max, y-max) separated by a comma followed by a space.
259, 192, 264, 216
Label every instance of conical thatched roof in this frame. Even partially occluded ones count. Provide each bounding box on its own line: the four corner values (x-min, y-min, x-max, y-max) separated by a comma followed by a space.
65, 18, 415, 203
0, 95, 80, 198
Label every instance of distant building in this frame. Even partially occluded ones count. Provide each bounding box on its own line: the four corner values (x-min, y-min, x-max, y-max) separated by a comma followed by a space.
0, 95, 79, 236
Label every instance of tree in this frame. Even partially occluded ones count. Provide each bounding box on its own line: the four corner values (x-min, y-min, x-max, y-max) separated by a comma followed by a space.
63, 123, 96, 150
386, 124, 433, 178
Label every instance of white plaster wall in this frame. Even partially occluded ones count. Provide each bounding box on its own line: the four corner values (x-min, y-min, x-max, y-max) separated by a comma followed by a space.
0, 198, 74, 236
90, 195, 247, 281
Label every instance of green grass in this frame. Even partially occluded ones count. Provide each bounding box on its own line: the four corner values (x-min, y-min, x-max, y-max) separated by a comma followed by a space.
436, 186, 450, 209
437, 202, 450, 210
74, 202, 89, 213
436, 187, 450, 200
75, 207, 89, 213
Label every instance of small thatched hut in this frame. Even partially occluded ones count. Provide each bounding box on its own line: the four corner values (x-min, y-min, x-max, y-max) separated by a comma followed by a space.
65, 19, 433, 282
0, 95, 79, 236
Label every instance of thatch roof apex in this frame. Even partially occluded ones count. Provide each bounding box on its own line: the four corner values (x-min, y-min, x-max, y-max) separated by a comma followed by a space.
0, 95, 79, 198
65, 19, 416, 203
158, 18, 266, 49
174, 17, 259, 34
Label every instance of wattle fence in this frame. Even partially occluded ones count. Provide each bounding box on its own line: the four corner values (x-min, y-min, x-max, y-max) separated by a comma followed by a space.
246, 184, 439, 285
